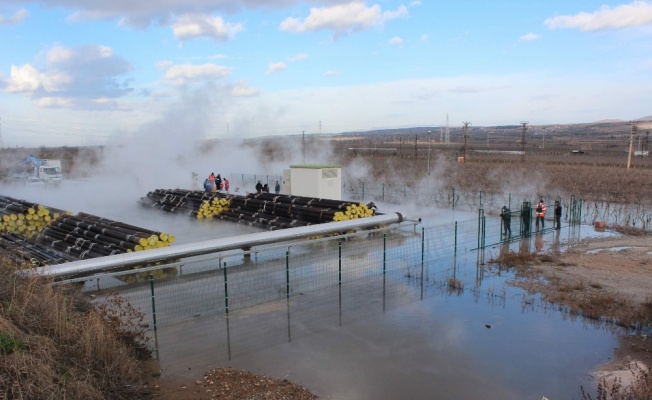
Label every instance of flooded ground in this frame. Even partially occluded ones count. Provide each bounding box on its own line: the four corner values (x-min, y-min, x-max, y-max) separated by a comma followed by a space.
1, 185, 625, 399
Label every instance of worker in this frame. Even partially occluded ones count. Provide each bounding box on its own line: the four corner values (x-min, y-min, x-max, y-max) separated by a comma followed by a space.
500, 206, 511, 236
263, 183, 270, 193
535, 199, 547, 230
274, 180, 281, 194
255, 181, 263, 193
216, 174, 222, 191
203, 178, 212, 193
224, 178, 230, 193
554, 200, 562, 230
208, 172, 216, 191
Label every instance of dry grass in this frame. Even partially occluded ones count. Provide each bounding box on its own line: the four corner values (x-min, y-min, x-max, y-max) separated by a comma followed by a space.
581, 367, 652, 400
610, 225, 649, 236
0, 254, 152, 400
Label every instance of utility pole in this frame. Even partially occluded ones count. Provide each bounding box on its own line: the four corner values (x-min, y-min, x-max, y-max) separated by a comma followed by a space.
414, 134, 417, 157
427, 131, 432, 175
302, 131, 305, 164
626, 121, 638, 169
0, 114, 3, 149
520, 121, 529, 162
462, 122, 471, 161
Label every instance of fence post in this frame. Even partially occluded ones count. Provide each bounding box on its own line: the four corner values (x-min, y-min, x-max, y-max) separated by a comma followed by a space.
339, 241, 342, 325
382, 183, 385, 202
420, 226, 425, 300
361, 181, 365, 200
286, 249, 291, 342
382, 234, 386, 312
149, 274, 157, 332
452, 188, 456, 210
454, 221, 458, 256
223, 267, 229, 315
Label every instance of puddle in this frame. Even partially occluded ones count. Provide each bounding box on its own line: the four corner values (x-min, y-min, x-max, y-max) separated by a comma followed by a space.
587, 246, 644, 254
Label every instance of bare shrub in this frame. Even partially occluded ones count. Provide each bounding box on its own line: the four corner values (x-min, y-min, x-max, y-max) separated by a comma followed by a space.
581, 366, 652, 400
0, 257, 151, 400
610, 225, 648, 236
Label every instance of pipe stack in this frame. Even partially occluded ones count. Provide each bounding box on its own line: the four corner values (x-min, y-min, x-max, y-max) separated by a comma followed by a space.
139, 188, 226, 217
0, 232, 76, 266
0, 195, 72, 238
0, 194, 177, 267
139, 189, 378, 231
196, 196, 230, 219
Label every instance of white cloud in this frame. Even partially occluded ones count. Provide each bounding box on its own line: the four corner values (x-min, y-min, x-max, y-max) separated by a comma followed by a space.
172, 14, 243, 43
421, 33, 429, 42
389, 36, 403, 46
545, 1, 652, 31
37, 97, 72, 108
3, 44, 132, 109
279, 2, 407, 36
0, 9, 29, 25
519, 33, 541, 42
288, 53, 308, 62
267, 62, 287, 74
324, 70, 341, 76
163, 63, 232, 85
229, 81, 258, 97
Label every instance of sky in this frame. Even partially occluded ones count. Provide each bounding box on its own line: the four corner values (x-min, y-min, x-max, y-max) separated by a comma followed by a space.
1, 0, 652, 148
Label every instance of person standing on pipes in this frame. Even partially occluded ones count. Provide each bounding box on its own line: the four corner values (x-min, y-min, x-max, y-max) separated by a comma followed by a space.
216, 174, 222, 192
224, 178, 230, 193
535, 198, 547, 230
208, 172, 216, 191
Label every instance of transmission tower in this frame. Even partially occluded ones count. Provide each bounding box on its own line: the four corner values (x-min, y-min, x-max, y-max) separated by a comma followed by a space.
462, 121, 471, 160
520, 121, 529, 162
445, 113, 450, 144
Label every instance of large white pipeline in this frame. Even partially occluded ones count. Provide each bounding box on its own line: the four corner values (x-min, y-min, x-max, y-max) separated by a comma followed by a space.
32, 212, 404, 279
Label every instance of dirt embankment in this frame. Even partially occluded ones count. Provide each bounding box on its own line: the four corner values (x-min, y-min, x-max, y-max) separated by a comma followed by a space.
507, 233, 652, 391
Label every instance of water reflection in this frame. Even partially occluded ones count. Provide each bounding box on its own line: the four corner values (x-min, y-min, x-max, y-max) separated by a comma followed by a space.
88, 212, 625, 400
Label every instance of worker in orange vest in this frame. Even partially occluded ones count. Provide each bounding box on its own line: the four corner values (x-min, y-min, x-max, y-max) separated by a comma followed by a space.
535, 199, 547, 229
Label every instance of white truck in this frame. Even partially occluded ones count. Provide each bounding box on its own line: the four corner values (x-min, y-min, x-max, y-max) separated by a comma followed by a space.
13, 156, 63, 185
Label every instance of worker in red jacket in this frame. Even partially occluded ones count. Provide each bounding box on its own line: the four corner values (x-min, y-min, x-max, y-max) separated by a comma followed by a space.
535, 199, 547, 230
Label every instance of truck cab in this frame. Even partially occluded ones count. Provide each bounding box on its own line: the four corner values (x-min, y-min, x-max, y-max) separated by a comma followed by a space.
37, 161, 63, 184
12, 155, 63, 185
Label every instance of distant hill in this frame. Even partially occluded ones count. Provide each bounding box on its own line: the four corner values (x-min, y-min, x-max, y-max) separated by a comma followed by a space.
593, 119, 624, 123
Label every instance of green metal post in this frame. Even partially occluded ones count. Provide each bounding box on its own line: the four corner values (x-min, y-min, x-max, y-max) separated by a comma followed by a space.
383, 234, 386, 312
223, 267, 229, 314
149, 274, 157, 332
339, 241, 342, 325
286, 250, 290, 298
383, 234, 386, 274
454, 221, 458, 256
420, 226, 425, 300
